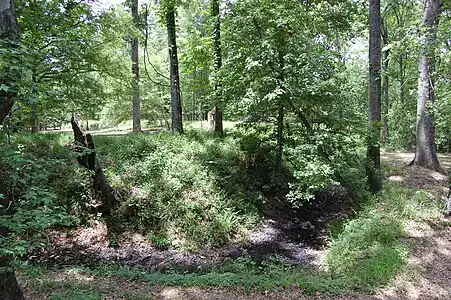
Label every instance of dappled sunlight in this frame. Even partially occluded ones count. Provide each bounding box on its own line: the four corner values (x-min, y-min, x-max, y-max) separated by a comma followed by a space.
2, 0, 450, 298
376, 217, 451, 300
427, 171, 448, 181
160, 287, 183, 299
404, 221, 434, 238
388, 175, 404, 182
61, 270, 96, 283
381, 151, 415, 166
381, 152, 451, 173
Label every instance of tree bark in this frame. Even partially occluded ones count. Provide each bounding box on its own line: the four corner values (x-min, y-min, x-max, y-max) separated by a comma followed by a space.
382, 50, 389, 144
367, 0, 382, 194
0, 0, 19, 125
0, 258, 24, 300
131, 0, 141, 133
71, 115, 115, 214
412, 0, 442, 171
0, 1, 24, 299
31, 103, 38, 133
166, 5, 183, 133
381, 20, 389, 145
398, 54, 406, 103
212, 0, 223, 136
275, 98, 284, 173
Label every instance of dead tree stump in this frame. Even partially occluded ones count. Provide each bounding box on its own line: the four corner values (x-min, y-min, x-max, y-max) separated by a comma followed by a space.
71, 115, 115, 214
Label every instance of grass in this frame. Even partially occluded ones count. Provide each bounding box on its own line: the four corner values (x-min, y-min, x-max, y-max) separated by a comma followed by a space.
93, 131, 271, 249
20, 262, 351, 297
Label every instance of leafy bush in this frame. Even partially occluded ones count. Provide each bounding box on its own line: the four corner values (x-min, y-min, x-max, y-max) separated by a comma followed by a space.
0, 134, 79, 262
2, 125, 367, 252
94, 126, 366, 249
285, 129, 367, 207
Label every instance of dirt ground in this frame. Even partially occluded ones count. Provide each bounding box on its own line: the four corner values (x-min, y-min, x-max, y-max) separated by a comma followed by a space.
20, 152, 451, 300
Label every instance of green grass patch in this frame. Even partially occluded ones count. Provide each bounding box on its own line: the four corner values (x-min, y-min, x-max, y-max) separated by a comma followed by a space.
326, 180, 444, 291
21, 262, 354, 296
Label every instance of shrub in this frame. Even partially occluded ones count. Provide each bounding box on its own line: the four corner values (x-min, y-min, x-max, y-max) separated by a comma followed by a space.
0, 134, 79, 262
285, 129, 367, 207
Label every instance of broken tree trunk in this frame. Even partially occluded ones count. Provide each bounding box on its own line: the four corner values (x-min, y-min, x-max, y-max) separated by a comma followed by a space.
71, 116, 115, 214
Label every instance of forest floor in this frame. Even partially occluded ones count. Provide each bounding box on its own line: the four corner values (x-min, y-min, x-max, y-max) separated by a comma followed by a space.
18, 152, 450, 300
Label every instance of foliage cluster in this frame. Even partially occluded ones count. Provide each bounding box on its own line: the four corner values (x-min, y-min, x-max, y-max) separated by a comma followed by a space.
1, 127, 365, 252
0, 133, 80, 262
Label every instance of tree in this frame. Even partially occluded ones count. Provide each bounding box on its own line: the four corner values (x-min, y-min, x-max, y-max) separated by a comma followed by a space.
212, 0, 223, 136
367, 0, 382, 194
131, 0, 141, 133
0, 0, 19, 124
165, 1, 183, 133
411, 0, 442, 171
0, 0, 25, 297
381, 12, 389, 144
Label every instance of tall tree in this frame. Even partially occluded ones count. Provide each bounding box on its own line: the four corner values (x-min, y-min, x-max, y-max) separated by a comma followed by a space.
166, 2, 183, 133
381, 16, 390, 145
131, 0, 141, 133
0, 0, 25, 298
411, 0, 442, 171
0, 0, 18, 124
212, 0, 223, 136
367, 0, 382, 194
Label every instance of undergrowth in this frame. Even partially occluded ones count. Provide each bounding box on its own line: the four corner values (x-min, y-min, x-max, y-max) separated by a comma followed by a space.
3, 126, 366, 251
6, 129, 444, 296
326, 178, 444, 290
94, 131, 273, 249
20, 178, 443, 296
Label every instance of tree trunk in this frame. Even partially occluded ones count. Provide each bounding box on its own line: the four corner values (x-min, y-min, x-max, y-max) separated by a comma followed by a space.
381, 21, 389, 145
0, 258, 24, 300
399, 55, 405, 103
0, 0, 19, 125
275, 98, 284, 173
30, 74, 39, 133
71, 116, 115, 214
212, 0, 223, 136
131, 0, 141, 133
382, 50, 389, 144
166, 6, 183, 133
0, 1, 24, 299
367, 0, 382, 194
31, 102, 38, 133
412, 0, 442, 171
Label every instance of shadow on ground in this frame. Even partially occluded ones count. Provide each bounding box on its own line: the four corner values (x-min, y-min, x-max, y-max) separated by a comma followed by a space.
30, 184, 352, 273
